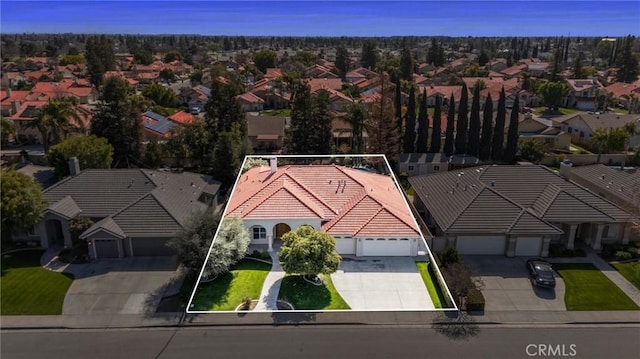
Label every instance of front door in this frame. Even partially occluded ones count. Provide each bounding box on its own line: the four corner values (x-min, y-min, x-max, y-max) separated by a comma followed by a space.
274, 223, 291, 240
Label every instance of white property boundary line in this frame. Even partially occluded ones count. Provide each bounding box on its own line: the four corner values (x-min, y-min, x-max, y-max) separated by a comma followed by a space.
186, 154, 458, 314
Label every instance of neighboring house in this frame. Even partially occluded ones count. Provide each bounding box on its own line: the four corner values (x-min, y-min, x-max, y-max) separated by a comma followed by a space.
246, 114, 287, 152
225, 159, 425, 257
0, 89, 30, 116
563, 78, 604, 111
396, 153, 449, 177
180, 85, 210, 113
409, 165, 635, 257
515, 114, 571, 151
9, 100, 49, 143
555, 113, 640, 149
141, 111, 177, 141
37, 160, 221, 259
568, 164, 640, 213
237, 92, 265, 112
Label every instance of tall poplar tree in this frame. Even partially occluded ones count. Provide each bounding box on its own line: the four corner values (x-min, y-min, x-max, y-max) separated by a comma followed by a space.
491, 88, 506, 162
429, 95, 442, 153
395, 82, 403, 137
466, 85, 481, 157
403, 85, 416, 153
478, 94, 494, 161
416, 88, 429, 153
443, 94, 456, 157
504, 96, 520, 164
454, 83, 469, 155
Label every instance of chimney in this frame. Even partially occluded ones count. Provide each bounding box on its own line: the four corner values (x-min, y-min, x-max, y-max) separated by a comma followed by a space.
68, 157, 80, 176
269, 156, 277, 174
11, 100, 21, 115
559, 159, 573, 179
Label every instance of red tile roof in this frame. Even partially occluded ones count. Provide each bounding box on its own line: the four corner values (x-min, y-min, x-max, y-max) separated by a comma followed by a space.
226, 164, 420, 237
167, 111, 195, 125
1, 90, 30, 106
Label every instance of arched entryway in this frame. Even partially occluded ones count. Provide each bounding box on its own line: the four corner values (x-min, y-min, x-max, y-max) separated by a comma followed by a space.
45, 219, 64, 247
273, 223, 291, 240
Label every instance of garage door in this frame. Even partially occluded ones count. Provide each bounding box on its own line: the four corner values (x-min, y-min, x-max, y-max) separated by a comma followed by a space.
94, 239, 119, 258
515, 237, 542, 256
456, 236, 506, 255
131, 237, 176, 256
335, 237, 356, 255
360, 238, 412, 256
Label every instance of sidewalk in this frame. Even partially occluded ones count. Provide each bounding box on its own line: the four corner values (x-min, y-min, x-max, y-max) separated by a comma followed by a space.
3, 309, 639, 330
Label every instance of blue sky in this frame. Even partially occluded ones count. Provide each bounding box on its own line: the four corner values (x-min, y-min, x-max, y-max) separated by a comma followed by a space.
1, 1, 639, 36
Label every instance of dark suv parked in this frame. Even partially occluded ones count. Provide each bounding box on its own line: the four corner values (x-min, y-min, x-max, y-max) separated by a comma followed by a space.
526, 259, 556, 288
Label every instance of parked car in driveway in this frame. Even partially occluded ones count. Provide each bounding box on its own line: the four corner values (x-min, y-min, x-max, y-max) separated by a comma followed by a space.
526, 259, 556, 288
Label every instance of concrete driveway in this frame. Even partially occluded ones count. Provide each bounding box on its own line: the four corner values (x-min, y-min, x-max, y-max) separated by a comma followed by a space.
62, 257, 178, 315
331, 257, 435, 310
463, 256, 566, 311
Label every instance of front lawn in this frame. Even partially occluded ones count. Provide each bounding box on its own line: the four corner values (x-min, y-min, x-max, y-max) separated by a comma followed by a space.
278, 275, 350, 310
416, 261, 446, 308
534, 107, 578, 117
1, 249, 74, 315
554, 263, 639, 311
611, 261, 640, 291
190, 259, 271, 311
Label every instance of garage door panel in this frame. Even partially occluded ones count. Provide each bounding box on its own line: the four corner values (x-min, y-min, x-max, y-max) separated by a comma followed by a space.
95, 239, 119, 258
515, 237, 542, 256
335, 237, 356, 255
361, 238, 412, 256
456, 236, 506, 255
131, 237, 176, 256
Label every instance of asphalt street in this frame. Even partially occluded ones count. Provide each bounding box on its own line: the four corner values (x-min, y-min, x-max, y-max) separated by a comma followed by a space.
2, 326, 639, 359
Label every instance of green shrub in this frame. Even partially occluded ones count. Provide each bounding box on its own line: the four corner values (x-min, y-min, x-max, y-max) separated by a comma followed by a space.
466, 288, 485, 312
615, 251, 633, 261
439, 247, 460, 266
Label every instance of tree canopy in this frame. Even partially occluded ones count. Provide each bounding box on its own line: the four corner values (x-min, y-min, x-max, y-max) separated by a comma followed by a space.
278, 225, 341, 277
47, 135, 113, 178
538, 81, 569, 110
1, 168, 46, 246
253, 49, 278, 73
167, 209, 220, 275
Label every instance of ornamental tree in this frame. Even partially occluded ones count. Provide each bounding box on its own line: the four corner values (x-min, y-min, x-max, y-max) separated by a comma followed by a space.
278, 225, 341, 278
1, 168, 46, 246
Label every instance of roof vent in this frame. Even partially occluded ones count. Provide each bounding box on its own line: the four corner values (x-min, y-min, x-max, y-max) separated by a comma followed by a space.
490, 181, 496, 187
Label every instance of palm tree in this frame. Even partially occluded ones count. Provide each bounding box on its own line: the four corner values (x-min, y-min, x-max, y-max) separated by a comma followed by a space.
28, 96, 84, 153
345, 101, 369, 154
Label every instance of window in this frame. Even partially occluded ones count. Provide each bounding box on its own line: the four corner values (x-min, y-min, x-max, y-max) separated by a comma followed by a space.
579, 131, 584, 138
602, 225, 609, 238
568, 126, 572, 133
377, 238, 385, 241
408, 165, 415, 171
433, 165, 440, 171
251, 226, 266, 240
400, 238, 409, 241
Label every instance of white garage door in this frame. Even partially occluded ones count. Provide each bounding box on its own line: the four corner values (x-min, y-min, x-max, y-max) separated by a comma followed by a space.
361, 238, 412, 256
335, 237, 356, 255
456, 236, 506, 255
515, 237, 543, 256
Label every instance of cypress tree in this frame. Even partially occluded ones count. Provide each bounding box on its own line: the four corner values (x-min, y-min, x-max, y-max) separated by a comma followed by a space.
416, 88, 429, 153
504, 96, 520, 164
395, 82, 403, 137
443, 94, 456, 157
466, 85, 481, 157
454, 83, 469, 155
491, 87, 506, 162
429, 95, 442, 153
403, 85, 417, 153
478, 94, 494, 161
